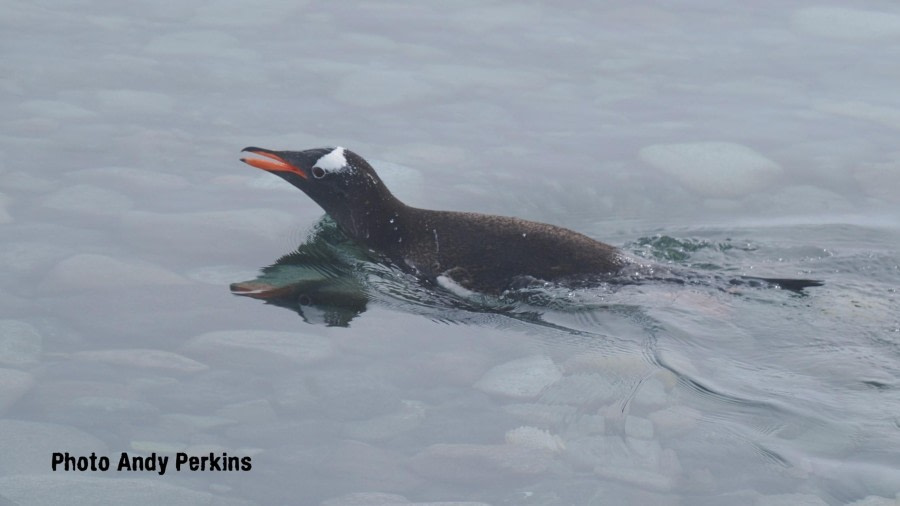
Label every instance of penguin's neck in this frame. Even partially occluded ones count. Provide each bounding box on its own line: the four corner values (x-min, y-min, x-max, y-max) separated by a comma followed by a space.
331, 191, 409, 252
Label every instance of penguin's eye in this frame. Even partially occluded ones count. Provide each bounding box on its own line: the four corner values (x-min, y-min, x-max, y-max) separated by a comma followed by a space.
312, 166, 326, 179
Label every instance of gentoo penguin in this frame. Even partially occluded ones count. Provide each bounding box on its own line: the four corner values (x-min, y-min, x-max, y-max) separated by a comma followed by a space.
240, 146, 822, 294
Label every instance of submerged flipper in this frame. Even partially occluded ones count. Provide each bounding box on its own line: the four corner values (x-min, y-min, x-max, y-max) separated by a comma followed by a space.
736, 276, 824, 293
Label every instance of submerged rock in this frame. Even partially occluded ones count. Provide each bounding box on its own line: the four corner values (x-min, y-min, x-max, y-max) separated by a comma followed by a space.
0, 420, 108, 475
815, 101, 900, 131
747, 184, 854, 215
216, 398, 277, 425
632, 377, 669, 409
640, 142, 782, 198
565, 434, 667, 485
0, 474, 255, 506
504, 426, 565, 453
539, 373, 620, 406
183, 330, 335, 369
854, 160, 900, 204
68, 166, 188, 192
592, 465, 674, 493
648, 405, 702, 437
845, 496, 900, 506
145, 30, 255, 59
792, 7, 900, 40
321, 439, 418, 492
0, 319, 42, 367
95, 89, 175, 115
342, 400, 427, 442
474, 355, 562, 399
502, 402, 579, 427
333, 69, 439, 108
321, 491, 491, 506
120, 209, 298, 257
71, 349, 208, 374
60, 396, 160, 427
0, 368, 33, 413
0, 192, 10, 223
410, 443, 556, 483
624, 415, 655, 440
41, 184, 133, 216
20, 99, 96, 119
42, 254, 189, 291
755, 492, 828, 506
0, 242, 71, 274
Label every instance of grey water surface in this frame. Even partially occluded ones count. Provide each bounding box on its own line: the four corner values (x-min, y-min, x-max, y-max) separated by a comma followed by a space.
1, 1, 899, 505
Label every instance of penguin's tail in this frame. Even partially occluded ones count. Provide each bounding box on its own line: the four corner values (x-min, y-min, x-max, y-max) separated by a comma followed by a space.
735, 276, 824, 293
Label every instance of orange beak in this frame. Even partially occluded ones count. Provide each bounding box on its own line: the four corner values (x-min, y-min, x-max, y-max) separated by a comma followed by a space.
240, 147, 308, 179
230, 280, 300, 299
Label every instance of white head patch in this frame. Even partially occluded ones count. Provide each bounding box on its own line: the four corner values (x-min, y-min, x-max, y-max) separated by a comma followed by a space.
314, 147, 348, 173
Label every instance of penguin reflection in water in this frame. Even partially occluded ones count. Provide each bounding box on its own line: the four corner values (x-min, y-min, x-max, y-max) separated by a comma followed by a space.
231, 146, 821, 325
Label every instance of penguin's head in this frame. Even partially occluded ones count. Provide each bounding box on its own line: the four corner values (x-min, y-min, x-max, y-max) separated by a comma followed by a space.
241, 146, 396, 220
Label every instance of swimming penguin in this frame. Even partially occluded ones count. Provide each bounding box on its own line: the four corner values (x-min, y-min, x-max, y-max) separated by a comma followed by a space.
240, 146, 822, 294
